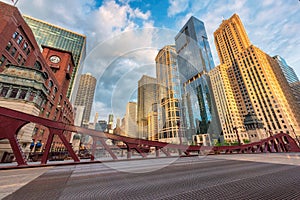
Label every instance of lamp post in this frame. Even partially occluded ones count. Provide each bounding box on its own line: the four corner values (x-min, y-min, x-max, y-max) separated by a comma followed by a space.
233, 127, 241, 146
291, 125, 300, 146
177, 120, 182, 145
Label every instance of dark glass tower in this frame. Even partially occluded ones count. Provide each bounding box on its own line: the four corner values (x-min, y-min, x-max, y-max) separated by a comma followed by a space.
273, 55, 299, 84
175, 16, 221, 144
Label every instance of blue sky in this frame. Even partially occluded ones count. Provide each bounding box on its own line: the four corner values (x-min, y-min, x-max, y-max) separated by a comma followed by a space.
1, 0, 300, 122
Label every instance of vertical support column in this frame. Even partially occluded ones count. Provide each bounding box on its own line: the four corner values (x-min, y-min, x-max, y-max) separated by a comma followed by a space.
126, 143, 132, 159
5, 85, 12, 98
0, 83, 3, 94
155, 146, 160, 157
0, 117, 28, 166
99, 138, 117, 160
57, 130, 80, 162
15, 87, 21, 99
91, 137, 97, 161
8, 135, 27, 166
24, 88, 31, 101
41, 131, 54, 164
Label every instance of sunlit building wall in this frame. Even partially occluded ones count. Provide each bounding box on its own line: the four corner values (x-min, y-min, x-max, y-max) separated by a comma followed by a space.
137, 75, 157, 139
209, 65, 249, 143
23, 16, 86, 100
155, 45, 182, 144
214, 14, 300, 140
74, 73, 96, 128
125, 102, 138, 138
147, 107, 158, 141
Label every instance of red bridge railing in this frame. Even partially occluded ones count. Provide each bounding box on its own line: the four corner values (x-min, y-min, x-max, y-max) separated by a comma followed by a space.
0, 106, 299, 166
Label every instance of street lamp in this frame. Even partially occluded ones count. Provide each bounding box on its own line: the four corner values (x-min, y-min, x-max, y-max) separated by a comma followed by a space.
233, 127, 241, 146
290, 125, 300, 146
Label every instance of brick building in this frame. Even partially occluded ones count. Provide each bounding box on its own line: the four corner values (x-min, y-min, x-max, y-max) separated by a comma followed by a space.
0, 2, 74, 160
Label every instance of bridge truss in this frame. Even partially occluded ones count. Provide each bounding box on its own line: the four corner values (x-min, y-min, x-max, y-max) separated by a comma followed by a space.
0, 106, 299, 166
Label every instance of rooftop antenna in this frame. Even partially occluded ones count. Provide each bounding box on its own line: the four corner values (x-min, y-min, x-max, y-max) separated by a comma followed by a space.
12, 0, 19, 6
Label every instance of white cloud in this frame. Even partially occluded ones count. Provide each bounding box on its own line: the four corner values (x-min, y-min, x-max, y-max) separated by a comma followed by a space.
167, 0, 189, 17
132, 8, 151, 20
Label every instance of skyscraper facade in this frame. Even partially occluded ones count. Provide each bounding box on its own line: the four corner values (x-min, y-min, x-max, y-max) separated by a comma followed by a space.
209, 65, 249, 143
273, 55, 299, 84
23, 16, 86, 100
155, 45, 182, 144
290, 81, 300, 109
125, 102, 137, 138
175, 16, 221, 144
74, 73, 96, 128
137, 75, 157, 139
214, 14, 300, 141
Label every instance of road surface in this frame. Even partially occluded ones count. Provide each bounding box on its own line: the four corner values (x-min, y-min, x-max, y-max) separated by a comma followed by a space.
1, 154, 300, 200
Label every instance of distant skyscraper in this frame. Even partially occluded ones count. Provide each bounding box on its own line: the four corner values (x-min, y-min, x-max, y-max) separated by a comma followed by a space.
107, 114, 114, 132
116, 117, 121, 128
214, 14, 300, 141
273, 55, 299, 84
95, 120, 108, 132
23, 15, 87, 100
175, 16, 221, 144
125, 102, 137, 138
137, 75, 157, 139
290, 82, 300, 108
147, 103, 158, 141
155, 45, 182, 144
74, 73, 96, 127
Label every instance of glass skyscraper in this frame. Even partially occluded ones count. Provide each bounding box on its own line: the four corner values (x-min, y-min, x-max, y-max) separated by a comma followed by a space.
23, 15, 86, 100
155, 45, 182, 144
175, 16, 221, 144
273, 55, 299, 84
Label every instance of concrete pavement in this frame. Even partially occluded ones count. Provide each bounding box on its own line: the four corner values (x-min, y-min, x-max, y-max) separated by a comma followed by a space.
1, 154, 300, 199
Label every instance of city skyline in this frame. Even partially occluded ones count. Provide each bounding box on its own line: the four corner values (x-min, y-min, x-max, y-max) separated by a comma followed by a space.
1, 0, 299, 121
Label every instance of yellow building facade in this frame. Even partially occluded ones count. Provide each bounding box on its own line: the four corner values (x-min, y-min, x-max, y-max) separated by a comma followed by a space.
213, 14, 300, 141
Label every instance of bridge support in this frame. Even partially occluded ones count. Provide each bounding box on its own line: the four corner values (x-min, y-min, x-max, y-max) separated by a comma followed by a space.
41, 129, 79, 164
99, 138, 118, 160
0, 116, 28, 166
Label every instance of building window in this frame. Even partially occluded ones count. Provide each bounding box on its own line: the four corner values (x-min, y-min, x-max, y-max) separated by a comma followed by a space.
17, 35, 23, 44
12, 31, 19, 39
9, 88, 18, 98
17, 54, 23, 63
0, 87, 9, 97
26, 48, 30, 55
18, 89, 27, 99
6, 42, 12, 51
49, 80, 54, 88
11, 47, 17, 57
21, 59, 26, 65
0, 55, 6, 66
34, 61, 42, 70
23, 42, 28, 51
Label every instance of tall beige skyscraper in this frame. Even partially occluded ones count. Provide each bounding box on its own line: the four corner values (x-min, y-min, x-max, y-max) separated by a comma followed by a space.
155, 45, 182, 144
125, 102, 138, 138
137, 75, 157, 139
209, 65, 249, 143
74, 73, 97, 128
213, 14, 300, 142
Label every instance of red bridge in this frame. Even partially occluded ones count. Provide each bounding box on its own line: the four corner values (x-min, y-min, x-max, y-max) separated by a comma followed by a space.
1, 106, 300, 166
